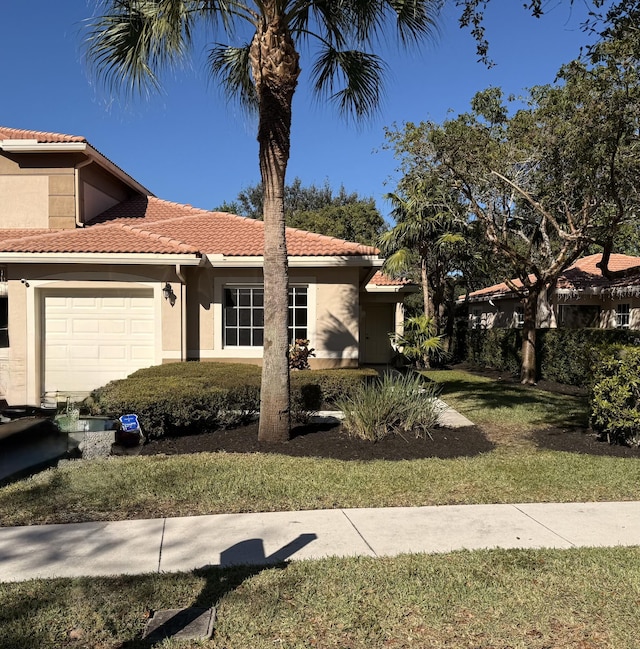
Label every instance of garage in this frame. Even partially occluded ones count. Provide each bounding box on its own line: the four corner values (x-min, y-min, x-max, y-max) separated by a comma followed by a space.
43, 289, 156, 396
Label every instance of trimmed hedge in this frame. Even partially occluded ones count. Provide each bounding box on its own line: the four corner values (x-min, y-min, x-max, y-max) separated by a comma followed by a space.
461, 327, 640, 386
590, 346, 640, 445
91, 362, 377, 439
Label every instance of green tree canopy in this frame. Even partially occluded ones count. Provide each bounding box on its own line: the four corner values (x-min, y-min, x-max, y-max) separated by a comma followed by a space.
386, 26, 640, 383
215, 178, 386, 245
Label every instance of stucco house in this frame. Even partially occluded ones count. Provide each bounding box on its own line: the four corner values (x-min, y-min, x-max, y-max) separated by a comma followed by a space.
463, 253, 640, 330
0, 126, 410, 406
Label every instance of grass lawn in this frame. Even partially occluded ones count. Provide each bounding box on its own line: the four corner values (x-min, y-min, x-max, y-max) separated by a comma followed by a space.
2, 547, 639, 648
1, 369, 639, 526
1, 368, 639, 648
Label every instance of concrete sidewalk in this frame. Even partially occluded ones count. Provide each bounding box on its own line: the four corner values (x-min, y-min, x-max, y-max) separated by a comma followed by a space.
2, 501, 640, 582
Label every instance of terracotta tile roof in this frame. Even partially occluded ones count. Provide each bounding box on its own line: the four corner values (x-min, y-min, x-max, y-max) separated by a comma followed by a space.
557, 253, 640, 290
465, 254, 640, 301
91, 196, 379, 257
0, 197, 379, 258
0, 127, 86, 143
0, 224, 199, 255
1, 229, 54, 242
369, 271, 412, 286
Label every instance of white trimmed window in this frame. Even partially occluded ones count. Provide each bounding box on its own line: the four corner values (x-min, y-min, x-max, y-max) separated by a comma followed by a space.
616, 303, 630, 329
515, 306, 525, 329
223, 286, 308, 347
471, 309, 480, 330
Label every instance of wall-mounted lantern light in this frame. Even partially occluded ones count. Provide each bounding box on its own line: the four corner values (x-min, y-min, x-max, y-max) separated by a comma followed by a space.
162, 282, 177, 306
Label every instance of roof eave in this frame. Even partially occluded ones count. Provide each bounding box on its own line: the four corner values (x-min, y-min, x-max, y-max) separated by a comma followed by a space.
205, 254, 383, 268
0, 140, 153, 197
0, 252, 203, 265
365, 284, 417, 293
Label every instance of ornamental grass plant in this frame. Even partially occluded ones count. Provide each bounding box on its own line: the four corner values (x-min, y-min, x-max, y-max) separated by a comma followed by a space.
336, 371, 440, 441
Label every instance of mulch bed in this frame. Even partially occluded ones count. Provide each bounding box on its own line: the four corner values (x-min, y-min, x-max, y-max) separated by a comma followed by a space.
139, 366, 640, 461
532, 427, 640, 458
139, 420, 640, 461
140, 421, 495, 461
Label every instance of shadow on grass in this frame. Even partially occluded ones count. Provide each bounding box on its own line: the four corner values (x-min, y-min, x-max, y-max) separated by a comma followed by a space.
435, 376, 589, 430
117, 534, 318, 647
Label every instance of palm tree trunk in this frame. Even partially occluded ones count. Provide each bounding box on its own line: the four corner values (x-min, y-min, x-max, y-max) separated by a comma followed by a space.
251, 17, 300, 443
421, 258, 433, 319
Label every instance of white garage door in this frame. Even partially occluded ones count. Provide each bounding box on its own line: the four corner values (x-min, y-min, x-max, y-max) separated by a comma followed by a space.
43, 290, 156, 395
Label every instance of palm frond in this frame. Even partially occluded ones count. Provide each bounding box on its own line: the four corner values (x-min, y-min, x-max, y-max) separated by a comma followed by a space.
208, 43, 257, 111
386, 0, 442, 45
85, 0, 201, 96
312, 46, 386, 118
382, 247, 413, 275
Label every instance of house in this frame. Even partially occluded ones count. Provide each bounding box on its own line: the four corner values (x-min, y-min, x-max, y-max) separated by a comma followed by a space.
0, 127, 411, 405
463, 253, 640, 330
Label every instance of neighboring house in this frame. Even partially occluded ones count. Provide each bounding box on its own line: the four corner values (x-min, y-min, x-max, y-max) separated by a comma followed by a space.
0, 127, 411, 405
463, 253, 640, 330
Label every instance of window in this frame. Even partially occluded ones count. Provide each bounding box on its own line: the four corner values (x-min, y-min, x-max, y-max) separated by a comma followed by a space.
515, 306, 525, 329
224, 286, 308, 347
616, 303, 630, 329
288, 286, 308, 342
0, 267, 7, 348
471, 309, 480, 330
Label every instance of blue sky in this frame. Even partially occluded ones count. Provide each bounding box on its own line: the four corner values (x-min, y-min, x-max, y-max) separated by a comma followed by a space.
1, 1, 602, 220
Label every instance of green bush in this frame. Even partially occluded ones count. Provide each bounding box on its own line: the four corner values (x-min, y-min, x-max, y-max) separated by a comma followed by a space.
92, 363, 378, 438
590, 346, 640, 446
92, 363, 263, 439
336, 371, 441, 442
290, 368, 378, 406
466, 329, 522, 377
538, 329, 640, 387
461, 327, 640, 386
91, 378, 240, 439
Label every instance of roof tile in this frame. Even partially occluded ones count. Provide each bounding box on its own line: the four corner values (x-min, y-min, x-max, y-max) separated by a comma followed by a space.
369, 271, 412, 286
466, 254, 640, 300
0, 126, 86, 143
0, 196, 379, 257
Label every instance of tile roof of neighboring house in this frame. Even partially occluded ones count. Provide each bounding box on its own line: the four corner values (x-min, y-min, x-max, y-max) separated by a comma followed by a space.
0, 127, 87, 143
465, 254, 640, 302
0, 197, 380, 258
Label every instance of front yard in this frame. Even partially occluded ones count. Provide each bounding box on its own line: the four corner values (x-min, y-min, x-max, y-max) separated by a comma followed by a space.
1, 368, 639, 648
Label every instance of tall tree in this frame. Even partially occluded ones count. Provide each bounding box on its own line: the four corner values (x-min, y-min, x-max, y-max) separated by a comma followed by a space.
388, 36, 640, 383
379, 176, 468, 339
215, 178, 386, 245
85, 0, 441, 442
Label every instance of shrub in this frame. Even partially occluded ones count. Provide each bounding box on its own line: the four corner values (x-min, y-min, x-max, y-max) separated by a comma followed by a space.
92, 363, 378, 437
92, 363, 262, 439
289, 339, 315, 370
336, 371, 441, 442
290, 368, 378, 406
465, 328, 522, 377
590, 346, 640, 446
461, 327, 640, 386
389, 315, 446, 368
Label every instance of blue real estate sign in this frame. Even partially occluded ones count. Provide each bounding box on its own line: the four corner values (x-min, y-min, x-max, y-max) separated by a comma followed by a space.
119, 414, 141, 432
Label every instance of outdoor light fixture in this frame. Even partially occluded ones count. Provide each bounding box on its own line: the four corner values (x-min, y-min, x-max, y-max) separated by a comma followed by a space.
162, 282, 176, 306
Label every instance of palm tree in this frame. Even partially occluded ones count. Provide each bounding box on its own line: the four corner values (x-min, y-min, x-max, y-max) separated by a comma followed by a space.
380, 180, 466, 336
85, 0, 441, 442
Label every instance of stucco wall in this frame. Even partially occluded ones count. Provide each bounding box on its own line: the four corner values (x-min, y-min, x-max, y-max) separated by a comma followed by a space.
3, 264, 184, 403
190, 266, 361, 366
0, 152, 80, 229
